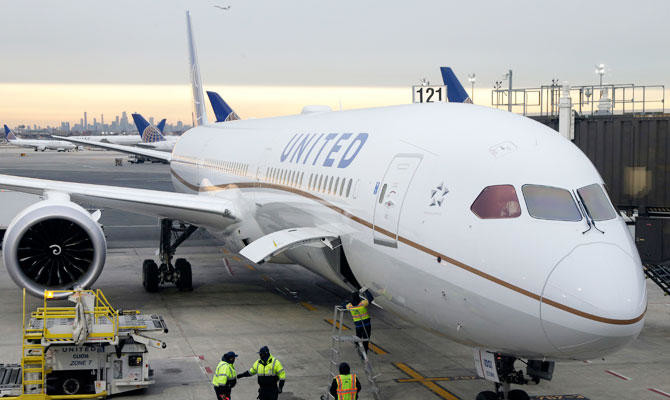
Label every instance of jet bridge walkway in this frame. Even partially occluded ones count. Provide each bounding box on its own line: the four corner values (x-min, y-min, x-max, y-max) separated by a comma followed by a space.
644, 263, 670, 296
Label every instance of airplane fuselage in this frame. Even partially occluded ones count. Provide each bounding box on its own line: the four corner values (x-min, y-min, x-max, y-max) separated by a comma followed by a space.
9, 138, 76, 151
168, 103, 646, 361
70, 135, 141, 146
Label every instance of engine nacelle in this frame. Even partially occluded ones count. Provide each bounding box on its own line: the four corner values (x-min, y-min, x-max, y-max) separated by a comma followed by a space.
2, 199, 106, 299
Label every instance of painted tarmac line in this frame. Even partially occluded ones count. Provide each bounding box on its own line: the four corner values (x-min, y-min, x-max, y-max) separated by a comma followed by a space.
244, 264, 256, 271
605, 370, 631, 381
232, 255, 242, 262
649, 388, 670, 398
300, 301, 317, 311
368, 342, 389, 355
393, 362, 461, 400
324, 318, 350, 330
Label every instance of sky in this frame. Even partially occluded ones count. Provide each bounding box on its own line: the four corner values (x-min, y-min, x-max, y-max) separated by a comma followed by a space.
1, 0, 669, 126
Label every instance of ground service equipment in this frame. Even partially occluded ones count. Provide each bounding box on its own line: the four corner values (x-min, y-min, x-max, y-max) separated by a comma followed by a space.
0, 289, 167, 400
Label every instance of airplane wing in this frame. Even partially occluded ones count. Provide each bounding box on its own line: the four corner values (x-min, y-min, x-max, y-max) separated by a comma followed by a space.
52, 135, 171, 162
0, 174, 238, 229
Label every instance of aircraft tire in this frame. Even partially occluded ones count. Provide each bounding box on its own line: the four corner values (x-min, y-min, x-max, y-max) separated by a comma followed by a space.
475, 391, 497, 400
142, 259, 160, 292
175, 258, 192, 291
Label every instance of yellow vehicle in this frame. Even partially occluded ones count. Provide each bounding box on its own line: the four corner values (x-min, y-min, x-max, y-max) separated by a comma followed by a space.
0, 289, 167, 399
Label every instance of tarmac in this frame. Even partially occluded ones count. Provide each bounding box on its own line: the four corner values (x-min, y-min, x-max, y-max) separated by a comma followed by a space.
0, 147, 668, 400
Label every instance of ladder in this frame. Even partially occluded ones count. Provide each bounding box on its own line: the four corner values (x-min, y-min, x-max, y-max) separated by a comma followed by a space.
21, 290, 45, 398
323, 306, 380, 400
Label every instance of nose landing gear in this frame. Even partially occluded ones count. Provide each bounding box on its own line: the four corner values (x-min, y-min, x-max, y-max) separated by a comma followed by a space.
142, 219, 198, 292
476, 354, 554, 400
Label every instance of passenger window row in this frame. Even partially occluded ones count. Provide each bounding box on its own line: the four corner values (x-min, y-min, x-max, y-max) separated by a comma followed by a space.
264, 167, 354, 198
204, 158, 249, 177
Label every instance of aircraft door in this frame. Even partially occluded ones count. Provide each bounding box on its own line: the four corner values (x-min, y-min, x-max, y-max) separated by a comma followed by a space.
373, 154, 422, 248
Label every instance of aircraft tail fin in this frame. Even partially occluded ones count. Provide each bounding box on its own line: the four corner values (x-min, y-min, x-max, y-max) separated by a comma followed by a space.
440, 67, 472, 103
186, 10, 208, 126
4, 125, 17, 141
132, 113, 166, 143
156, 119, 166, 133
207, 91, 240, 122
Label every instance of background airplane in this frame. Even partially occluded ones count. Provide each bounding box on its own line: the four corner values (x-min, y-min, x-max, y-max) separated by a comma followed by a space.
68, 118, 167, 145
440, 66, 473, 103
207, 91, 240, 122
132, 113, 177, 152
3, 124, 76, 151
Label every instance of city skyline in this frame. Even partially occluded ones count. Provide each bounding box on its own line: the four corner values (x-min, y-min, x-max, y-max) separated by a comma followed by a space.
8, 109, 190, 134
2, 1, 668, 126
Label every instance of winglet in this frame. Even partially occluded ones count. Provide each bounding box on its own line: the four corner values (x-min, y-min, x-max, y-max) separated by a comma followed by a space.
132, 113, 166, 143
156, 119, 166, 133
186, 10, 208, 126
4, 125, 17, 141
440, 67, 472, 103
207, 91, 240, 122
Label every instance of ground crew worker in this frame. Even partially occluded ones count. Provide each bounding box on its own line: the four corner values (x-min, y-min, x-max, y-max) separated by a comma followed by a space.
212, 351, 238, 400
237, 346, 286, 400
346, 292, 371, 353
329, 362, 361, 400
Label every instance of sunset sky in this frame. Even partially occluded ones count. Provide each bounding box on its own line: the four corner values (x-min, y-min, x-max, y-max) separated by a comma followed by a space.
2, 0, 668, 126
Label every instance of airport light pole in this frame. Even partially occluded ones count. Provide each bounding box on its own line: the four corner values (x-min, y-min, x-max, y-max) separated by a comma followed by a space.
595, 63, 605, 87
468, 73, 476, 103
503, 69, 513, 112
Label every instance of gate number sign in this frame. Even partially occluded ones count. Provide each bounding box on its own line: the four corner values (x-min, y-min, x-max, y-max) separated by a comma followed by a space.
413, 85, 448, 103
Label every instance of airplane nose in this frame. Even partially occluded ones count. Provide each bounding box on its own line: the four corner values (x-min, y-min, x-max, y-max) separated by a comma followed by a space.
540, 243, 647, 359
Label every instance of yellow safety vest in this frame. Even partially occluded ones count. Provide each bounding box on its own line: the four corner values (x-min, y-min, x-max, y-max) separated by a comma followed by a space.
212, 361, 236, 386
249, 355, 286, 380
336, 374, 357, 400
347, 302, 369, 322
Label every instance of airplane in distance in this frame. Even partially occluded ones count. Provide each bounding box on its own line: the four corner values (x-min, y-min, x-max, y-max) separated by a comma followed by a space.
0, 11, 646, 399
441, 66, 473, 103
3, 125, 77, 152
58, 93, 238, 153
132, 113, 178, 152
207, 91, 240, 122
67, 118, 167, 146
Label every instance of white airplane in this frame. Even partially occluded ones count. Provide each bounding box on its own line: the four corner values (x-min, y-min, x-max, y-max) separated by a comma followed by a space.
132, 113, 177, 152
0, 11, 646, 399
3, 125, 76, 152
68, 118, 167, 146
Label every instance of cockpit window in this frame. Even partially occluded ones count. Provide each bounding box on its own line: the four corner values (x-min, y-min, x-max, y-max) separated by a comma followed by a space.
522, 185, 582, 221
471, 185, 521, 219
577, 184, 616, 221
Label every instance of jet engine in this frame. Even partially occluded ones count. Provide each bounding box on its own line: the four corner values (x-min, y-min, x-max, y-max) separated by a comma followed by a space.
2, 199, 106, 299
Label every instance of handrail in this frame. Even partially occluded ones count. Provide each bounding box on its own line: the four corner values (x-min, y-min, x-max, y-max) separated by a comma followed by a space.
38, 289, 121, 340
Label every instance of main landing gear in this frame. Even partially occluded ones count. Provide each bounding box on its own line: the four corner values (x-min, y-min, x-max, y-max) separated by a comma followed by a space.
476, 354, 554, 400
142, 219, 198, 292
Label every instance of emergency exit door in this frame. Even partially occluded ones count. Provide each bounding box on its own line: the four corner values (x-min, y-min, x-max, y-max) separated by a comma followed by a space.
373, 154, 422, 248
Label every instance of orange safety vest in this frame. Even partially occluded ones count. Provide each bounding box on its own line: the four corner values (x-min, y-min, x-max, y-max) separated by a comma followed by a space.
335, 374, 357, 400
